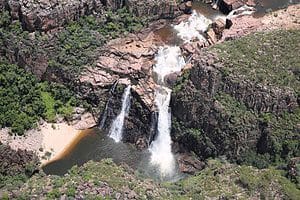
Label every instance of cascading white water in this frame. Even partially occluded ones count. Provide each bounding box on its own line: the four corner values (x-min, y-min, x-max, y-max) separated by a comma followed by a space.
153, 46, 186, 82
174, 10, 212, 43
109, 85, 131, 143
150, 46, 185, 176
227, 5, 255, 19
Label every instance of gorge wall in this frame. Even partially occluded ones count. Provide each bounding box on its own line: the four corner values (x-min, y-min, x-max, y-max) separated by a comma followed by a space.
0, 0, 180, 32
171, 29, 299, 167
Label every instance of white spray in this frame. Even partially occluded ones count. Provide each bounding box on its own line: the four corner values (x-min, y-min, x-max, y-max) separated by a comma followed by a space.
174, 10, 212, 43
109, 85, 131, 143
150, 46, 185, 177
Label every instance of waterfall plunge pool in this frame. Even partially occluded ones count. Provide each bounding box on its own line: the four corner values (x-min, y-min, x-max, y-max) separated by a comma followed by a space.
42, 128, 184, 182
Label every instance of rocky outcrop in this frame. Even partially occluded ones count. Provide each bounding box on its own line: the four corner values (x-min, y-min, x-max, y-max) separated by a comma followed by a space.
221, 4, 300, 41
1, 0, 181, 32
177, 153, 205, 174
217, 0, 256, 14
79, 22, 169, 147
5, 0, 105, 32
0, 0, 5, 10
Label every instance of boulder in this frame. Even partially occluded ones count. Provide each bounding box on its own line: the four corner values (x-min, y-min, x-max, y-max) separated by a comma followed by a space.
0, 0, 5, 10
184, 1, 193, 14
218, 0, 244, 14
206, 28, 218, 44
164, 72, 180, 87
177, 154, 205, 174
212, 18, 226, 38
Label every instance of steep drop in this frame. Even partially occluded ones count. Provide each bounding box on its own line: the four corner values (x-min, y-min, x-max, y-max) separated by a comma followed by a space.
109, 85, 131, 143
150, 46, 185, 177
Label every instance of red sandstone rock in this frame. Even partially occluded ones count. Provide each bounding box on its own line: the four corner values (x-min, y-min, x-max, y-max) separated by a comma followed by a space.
221, 4, 300, 41
206, 28, 218, 44
80, 31, 159, 111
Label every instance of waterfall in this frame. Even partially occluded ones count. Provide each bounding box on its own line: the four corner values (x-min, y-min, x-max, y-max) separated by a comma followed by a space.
149, 7, 212, 178
174, 10, 212, 43
109, 85, 131, 143
149, 46, 186, 176
99, 80, 119, 129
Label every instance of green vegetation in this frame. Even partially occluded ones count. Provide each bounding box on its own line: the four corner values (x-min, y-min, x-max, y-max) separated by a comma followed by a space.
238, 165, 300, 199
0, 62, 82, 134
173, 69, 190, 93
0, 62, 45, 134
47, 7, 146, 74
257, 109, 300, 164
1, 7, 146, 76
165, 159, 300, 199
18, 159, 170, 199
0, 8, 146, 134
2, 156, 299, 199
212, 30, 300, 93
215, 92, 300, 168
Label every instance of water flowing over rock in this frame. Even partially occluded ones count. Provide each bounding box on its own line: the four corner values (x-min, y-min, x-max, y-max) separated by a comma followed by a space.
153, 46, 186, 84
150, 46, 186, 177
109, 85, 131, 143
227, 5, 255, 19
174, 11, 212, 43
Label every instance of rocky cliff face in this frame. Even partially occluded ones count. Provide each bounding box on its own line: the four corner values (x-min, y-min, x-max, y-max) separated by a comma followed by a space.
171, 29, 300, 166
1, 0, 180, 32
79, 20, 174, 148
171, 51, 261, 160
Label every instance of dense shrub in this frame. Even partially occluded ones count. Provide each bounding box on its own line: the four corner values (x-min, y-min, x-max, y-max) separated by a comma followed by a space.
48, 7, 146, 75
0, 62, 81, 134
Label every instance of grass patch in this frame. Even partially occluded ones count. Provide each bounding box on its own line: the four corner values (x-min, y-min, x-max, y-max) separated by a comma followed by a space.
212, 30, 300, 93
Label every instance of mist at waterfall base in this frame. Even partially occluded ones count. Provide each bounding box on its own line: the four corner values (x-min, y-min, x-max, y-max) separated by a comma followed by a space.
109, 85, 131, 143
149, 46, 186, 179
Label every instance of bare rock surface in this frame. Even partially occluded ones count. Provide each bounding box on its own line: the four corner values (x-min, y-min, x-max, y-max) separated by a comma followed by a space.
221, 4, 300, 41
80, 28, 164, 111
177, 153, 205, 174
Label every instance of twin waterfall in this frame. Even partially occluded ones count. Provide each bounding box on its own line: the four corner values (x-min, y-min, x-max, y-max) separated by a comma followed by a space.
109, 85, 131, 143
107, 10, 213, 177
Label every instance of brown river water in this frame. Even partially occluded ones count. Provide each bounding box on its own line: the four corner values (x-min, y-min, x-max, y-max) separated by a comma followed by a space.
43, 128, 184, 181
